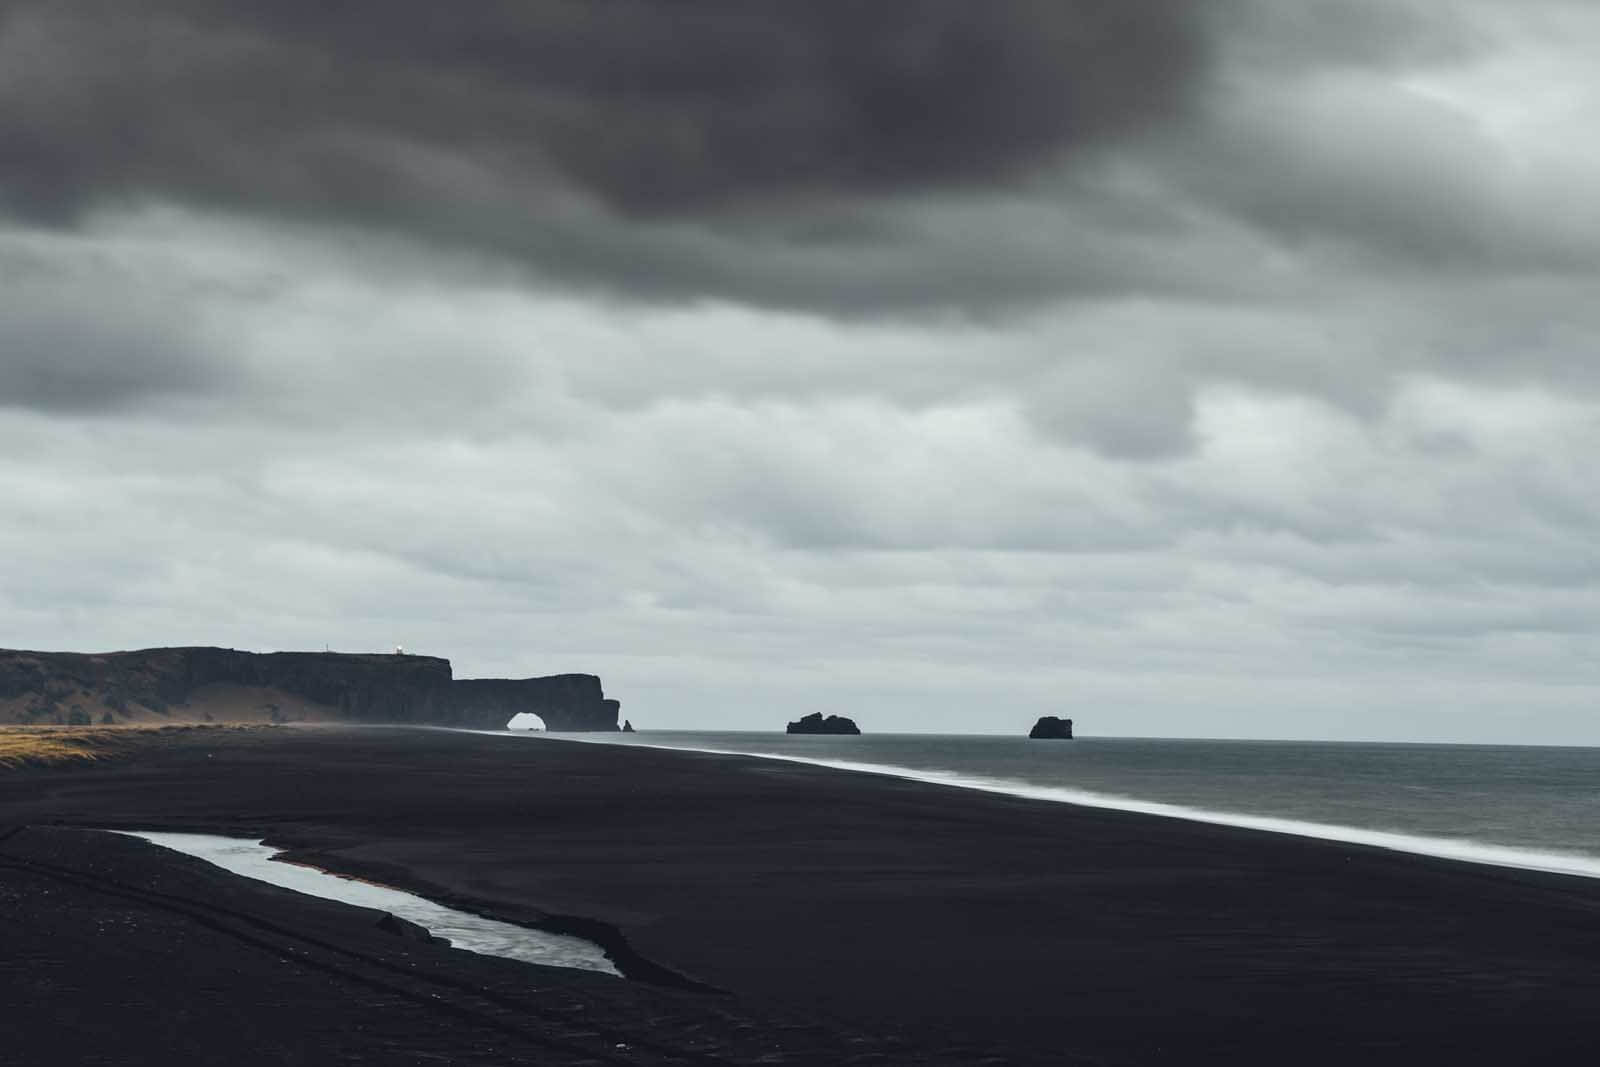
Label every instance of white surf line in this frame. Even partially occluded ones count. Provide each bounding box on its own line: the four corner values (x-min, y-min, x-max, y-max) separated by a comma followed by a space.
475, 731, 1600, 883
117, 831, 620, 975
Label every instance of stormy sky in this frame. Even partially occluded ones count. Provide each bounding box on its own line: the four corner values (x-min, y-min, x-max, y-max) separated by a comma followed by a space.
3, 1, 1599, 742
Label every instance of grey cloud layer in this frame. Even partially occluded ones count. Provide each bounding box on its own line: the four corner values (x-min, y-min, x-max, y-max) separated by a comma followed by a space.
4, 4, 1600, 740
0, 2, 1203, 220
0, 302, 211, 412
9, 0, 1594, 317
4, 340, 1597, 739
0, 243, 226, 411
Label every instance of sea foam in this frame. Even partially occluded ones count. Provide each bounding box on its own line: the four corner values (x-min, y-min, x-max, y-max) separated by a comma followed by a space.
489, 732, 1600, 882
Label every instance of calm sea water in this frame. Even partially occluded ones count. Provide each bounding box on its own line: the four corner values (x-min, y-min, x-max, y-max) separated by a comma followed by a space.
527, 731, 1600, 879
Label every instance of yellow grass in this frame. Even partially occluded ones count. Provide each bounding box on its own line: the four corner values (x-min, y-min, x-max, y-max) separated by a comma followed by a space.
0, 723, 269, 768
0, 727, 117, 767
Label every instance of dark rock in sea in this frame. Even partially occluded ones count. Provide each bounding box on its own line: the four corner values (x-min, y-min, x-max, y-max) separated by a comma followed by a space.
623, 719, 635, 733
374, 911, 448, 946
0, 647, 622, 731
1028, 716, 1073, 739
787, 712, 861, 736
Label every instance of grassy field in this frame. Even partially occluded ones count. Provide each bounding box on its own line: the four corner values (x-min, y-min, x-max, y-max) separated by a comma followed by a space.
0, 724, 267, 768
0, 726, 122, 767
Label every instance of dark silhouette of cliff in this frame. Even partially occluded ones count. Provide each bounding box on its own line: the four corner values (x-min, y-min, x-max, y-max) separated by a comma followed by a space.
0, 647, 620, 731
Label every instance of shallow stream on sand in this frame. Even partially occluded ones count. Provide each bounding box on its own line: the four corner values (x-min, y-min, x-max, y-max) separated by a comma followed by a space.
119, 831, 620, 975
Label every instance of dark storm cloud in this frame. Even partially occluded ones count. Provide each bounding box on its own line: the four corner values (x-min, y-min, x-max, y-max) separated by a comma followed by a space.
0, 299, 220, 412
0, 237, 234, 413
0, 2, 1206, 278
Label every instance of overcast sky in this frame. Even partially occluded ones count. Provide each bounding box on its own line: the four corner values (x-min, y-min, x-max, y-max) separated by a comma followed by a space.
3, 2, 1599, 742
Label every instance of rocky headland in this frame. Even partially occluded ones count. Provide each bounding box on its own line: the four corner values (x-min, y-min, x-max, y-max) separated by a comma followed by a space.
0, 647, 620, 731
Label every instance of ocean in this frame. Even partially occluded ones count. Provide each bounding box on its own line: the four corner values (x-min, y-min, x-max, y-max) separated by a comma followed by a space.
534, 731, 1600, 880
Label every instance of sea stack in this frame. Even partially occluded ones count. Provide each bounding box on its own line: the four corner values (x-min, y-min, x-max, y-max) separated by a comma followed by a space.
786, 712, 861, 736
1029, 716, 1073, 739
622, 719, 635, 733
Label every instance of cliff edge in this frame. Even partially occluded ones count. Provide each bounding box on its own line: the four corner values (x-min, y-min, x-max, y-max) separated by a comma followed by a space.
0, 647, 620, 731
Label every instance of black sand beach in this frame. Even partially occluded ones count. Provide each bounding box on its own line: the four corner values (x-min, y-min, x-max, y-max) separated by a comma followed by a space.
5, 726, 1600, 1064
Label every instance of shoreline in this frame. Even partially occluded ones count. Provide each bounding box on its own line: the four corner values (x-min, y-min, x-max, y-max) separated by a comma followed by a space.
6, 724, 1600, 1063
515, 730, 1600, 881
1, 824, 930, 1065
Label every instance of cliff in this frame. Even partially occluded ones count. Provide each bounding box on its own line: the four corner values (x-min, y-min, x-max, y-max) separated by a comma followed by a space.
0, 647, 620, 731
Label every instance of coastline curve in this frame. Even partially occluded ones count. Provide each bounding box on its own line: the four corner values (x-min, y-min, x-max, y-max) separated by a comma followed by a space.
493, 731, 1600, 882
